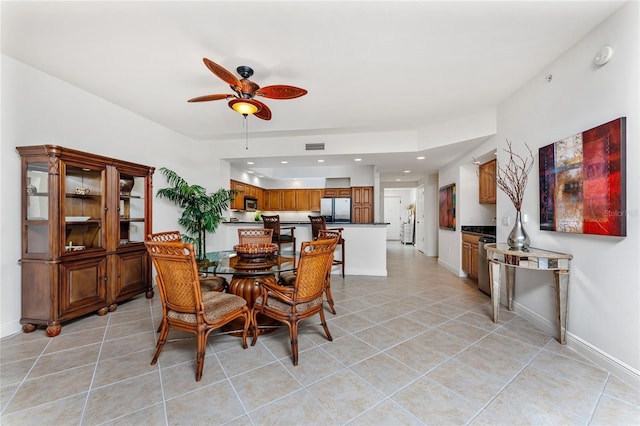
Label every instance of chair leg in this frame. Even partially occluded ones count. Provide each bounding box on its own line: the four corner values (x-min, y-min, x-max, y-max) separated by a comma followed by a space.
341, 240, 345, 278
240, 308, 249, 349
319, 309, 333, 342
250, 308, 259, 347
195, 331, 207, 382
151, 320, 170, 365
324, 273, 336, 315
289, 320, 299, 366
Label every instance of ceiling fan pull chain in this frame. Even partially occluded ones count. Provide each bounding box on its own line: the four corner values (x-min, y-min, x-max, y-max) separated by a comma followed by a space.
244, 114, 249, 150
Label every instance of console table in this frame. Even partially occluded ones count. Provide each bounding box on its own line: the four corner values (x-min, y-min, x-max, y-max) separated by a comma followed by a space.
485, 243, 573, 344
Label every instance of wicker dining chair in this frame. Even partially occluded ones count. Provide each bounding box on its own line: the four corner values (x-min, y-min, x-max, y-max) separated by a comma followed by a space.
261, 214, 296, 253
147, 231, 226, 293
251, 238, 338, 365
145, 240, 250, 381
308, 215, 345, 277
237, 228, 273, 245
277, 228, 342, 315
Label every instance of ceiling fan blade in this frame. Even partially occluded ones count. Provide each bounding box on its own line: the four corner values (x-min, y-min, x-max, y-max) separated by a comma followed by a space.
202, 58, 241, 88
257, 85, 308, 99
254, 100, 272, 120
187, 94, 235, 102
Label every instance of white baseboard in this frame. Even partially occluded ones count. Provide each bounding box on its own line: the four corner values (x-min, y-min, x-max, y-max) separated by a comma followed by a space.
339, 267, 387, 276
513, 300, 640, 387
438, 258, 460, 276
0, 320, 22, 339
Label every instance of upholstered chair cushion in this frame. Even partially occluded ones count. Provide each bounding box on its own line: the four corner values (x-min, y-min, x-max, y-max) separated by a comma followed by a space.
167, 292, 246, 323
255, 293, 323, 314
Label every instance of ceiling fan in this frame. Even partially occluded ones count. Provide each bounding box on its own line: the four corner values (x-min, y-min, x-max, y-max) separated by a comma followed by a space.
187, 58, 307, 120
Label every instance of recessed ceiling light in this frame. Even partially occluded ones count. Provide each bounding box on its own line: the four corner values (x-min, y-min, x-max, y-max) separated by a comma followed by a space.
317, 159, 325, 163
281, 161, 288, 164
354, 158, 362, 162
395, 179, 401, 181
258, 175, 264, 178
416, 156, 425, 160
247, 171, 254, 174
404, 170, 411, 173
246, 161, 254, 165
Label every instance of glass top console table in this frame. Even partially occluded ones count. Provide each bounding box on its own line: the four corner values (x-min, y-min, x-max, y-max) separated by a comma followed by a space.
484, 243, 573, 344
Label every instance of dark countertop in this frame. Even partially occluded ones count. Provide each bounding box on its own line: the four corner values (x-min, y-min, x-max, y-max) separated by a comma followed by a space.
461, 225, 496, 237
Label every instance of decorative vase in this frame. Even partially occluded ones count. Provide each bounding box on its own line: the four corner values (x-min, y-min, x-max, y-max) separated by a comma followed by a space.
507, 210, 530, 251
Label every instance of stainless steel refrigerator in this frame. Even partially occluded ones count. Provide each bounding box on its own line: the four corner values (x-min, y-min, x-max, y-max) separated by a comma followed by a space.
320, 198, 351, 223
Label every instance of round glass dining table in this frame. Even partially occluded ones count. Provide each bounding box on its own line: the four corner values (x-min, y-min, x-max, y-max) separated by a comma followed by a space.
200, 250, 299, 334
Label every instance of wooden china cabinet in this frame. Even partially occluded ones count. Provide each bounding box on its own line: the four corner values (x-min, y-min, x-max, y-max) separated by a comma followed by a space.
17, 145, 154, 337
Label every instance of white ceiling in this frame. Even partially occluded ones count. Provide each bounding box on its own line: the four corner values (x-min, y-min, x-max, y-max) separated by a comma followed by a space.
1, 1, 624, 183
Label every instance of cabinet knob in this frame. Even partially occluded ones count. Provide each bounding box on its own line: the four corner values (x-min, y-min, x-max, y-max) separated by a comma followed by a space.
104, 207, 108, 211
103, 276, 108, 281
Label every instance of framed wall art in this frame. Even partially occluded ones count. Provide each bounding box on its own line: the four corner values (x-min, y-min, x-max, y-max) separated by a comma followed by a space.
539, 117, 626, 237
439, 183, 456, 231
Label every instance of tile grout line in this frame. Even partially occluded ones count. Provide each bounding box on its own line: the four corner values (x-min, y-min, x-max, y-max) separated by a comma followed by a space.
0, 334, 53, 417
78, 312, 112, 426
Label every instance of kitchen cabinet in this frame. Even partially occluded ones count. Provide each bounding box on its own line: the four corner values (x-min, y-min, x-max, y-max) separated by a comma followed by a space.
266, 190, 282, 210
352, 186, 374, 223
230, 180, 245, 210
308, 189, 322, 211
479, 159, 497, 204
461, 233, 480, 279
281, 189, 297, 210
295, 189, 310, 211
323, 187, 351, 198
17, 145, 154, 337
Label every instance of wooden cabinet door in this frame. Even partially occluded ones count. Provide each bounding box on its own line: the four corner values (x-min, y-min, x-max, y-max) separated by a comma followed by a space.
230, 180, 245, 210
470, 243, 479, 278
352, 186, 373, 223
461, 242, 471, 273
110, 249, 149, 303
296, 189, 310, 211
479, 160, 496, 204
267, 190, 281, 210
309, 189, 322, 211
257, 188, 265, 210
59, 256, 108, 320
323, 188, 336, 198
281, 189, 296, 210
337, 188, 352, 197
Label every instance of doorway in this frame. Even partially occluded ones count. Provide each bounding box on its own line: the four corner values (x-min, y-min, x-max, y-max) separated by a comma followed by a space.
384, 196, 401, 240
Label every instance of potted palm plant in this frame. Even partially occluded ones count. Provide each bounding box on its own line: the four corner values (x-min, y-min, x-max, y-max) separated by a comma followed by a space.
156, 167, 237, 260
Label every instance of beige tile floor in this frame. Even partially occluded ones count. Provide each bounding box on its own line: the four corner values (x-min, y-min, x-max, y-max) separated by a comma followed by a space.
1, 242, 639, 425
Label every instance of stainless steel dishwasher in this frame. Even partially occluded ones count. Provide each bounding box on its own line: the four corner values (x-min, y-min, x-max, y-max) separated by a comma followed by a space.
478, 236, 496, 295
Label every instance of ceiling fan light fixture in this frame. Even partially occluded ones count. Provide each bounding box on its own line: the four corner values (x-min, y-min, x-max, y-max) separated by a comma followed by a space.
229, 98, 261, 115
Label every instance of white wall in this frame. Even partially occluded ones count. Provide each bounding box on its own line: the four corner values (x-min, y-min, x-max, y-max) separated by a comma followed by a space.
0, 55, 224, 337
440, 2, 640, 378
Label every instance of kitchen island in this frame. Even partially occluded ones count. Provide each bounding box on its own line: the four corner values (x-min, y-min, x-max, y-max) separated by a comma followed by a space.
217, 222, 389, 276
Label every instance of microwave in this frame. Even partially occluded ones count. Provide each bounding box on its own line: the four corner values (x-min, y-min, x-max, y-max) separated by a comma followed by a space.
244, 197, 258, 211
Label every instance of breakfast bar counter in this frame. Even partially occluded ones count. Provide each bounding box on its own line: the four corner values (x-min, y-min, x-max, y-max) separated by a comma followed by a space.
217, 222, 389, 276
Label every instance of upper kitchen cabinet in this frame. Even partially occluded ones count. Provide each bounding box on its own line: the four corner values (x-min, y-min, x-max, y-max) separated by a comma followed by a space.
17, 145, 154, 337
324, 187, 352, 198
479, 159, 497, 204
308, 189, 322, 211
352, 186, 374, 223
230, 180, 245, 210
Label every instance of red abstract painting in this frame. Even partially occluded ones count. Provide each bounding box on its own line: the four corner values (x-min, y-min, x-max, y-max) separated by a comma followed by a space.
539, 117, 626, 237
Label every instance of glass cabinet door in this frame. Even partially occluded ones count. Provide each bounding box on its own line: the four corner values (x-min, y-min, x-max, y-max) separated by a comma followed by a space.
25, 162, 50, 254
118, 173, 146, 246
64, 165, 104, 253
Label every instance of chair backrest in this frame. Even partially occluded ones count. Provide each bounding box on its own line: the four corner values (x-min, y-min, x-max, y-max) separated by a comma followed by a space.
145, 240, 202, 314
317, 229, 341, 241
147, 231, 183, 243
238, 228, 273, 245
261, 215, 281, 236
308, 215, 327, 240
294, 238, 338, 301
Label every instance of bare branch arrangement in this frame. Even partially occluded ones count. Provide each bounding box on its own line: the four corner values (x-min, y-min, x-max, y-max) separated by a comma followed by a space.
494, 140, 535, 211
